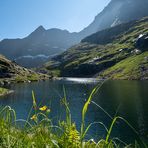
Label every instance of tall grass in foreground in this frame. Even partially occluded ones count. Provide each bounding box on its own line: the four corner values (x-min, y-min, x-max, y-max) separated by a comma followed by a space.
0, 83, 147, 148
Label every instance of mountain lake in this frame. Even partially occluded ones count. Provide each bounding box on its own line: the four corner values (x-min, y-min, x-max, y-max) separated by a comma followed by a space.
0, 79, 148, 143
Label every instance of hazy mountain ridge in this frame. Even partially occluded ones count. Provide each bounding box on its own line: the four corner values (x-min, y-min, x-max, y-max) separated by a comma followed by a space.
80, 0, 148, 37
0, 27, 80, 68
81, 20, 137, 45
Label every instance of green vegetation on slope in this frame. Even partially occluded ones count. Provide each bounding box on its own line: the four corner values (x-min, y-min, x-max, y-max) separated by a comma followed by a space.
40, 17, 148, 80
100, 52, 148, 80
15, 73, 42, 83
0, 54, 49, 84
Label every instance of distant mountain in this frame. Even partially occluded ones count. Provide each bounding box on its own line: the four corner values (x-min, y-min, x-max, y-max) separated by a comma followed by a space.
80, 0, 148, 37
0, 26, 80, 68
0, 0, 148, 68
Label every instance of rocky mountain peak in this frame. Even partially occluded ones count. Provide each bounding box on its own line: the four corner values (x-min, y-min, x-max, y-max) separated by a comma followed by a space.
35, 25, 46, 32
80, 0, 148, 38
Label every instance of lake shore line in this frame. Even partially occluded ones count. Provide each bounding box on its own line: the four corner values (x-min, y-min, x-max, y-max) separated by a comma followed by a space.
0, 74, 51, 85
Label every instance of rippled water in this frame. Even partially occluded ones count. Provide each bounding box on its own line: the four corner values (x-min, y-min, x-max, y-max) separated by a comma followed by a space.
0, 79, 148, 143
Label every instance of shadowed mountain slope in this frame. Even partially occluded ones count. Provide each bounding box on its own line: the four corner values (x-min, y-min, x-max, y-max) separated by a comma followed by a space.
41, 17, 148, 80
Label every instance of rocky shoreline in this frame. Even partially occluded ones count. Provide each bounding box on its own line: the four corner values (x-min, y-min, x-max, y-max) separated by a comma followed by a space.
0, 75, 51, 86
0, 87, 14, 97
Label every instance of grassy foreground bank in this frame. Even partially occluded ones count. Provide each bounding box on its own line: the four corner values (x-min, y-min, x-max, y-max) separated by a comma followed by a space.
0, 85, 147, 148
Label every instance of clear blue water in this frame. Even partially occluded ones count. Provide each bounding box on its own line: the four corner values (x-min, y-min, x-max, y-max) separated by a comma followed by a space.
0, 79, 148, 144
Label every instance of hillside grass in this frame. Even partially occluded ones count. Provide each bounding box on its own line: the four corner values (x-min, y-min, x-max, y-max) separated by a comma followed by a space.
0, 84, 147, 148
101, 52, 148, 80
15, 73, 49, 83
42, 17, 148, 79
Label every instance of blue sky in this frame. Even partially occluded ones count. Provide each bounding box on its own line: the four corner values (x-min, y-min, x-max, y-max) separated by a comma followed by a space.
0, 0, 110, 40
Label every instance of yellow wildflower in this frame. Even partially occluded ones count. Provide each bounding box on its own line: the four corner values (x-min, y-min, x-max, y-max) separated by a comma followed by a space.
39, 105, 47, 111
30, 114, 37, 121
